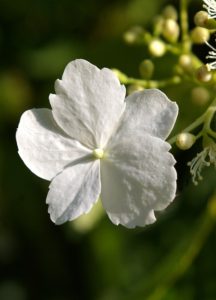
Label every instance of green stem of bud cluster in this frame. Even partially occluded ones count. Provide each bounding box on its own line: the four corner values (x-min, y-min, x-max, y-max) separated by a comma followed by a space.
180, 0, 191, 53
169, 99, 216, 150
124, 75, 181, 89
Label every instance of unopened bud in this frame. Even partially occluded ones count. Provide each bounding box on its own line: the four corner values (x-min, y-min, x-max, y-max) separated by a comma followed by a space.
149, 39, 166, 57
162, 5, 178, 21
139, 59, 154, 79
123, 26, 144, 44
191, 86, 210, 106
194, 11, 216, 29
176, 133, 196, 150
194, 11, 209, 27
191, 26, 210, 44
162, 19, 180, 42
178, 54, 193, 71
196, 65, 212, 82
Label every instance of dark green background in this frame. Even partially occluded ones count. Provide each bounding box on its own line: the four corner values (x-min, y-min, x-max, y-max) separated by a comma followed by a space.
1, 0, 216, 299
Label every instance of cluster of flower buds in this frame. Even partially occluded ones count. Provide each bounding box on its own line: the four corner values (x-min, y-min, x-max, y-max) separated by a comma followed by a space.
123, 5, 180, 58
122, 3, 215, 90
120, 1, 216, 185
193, 1, 216, 76
175, 104, 216, 185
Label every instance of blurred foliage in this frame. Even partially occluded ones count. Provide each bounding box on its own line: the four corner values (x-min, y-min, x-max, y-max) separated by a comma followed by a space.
1, 0, 216, 299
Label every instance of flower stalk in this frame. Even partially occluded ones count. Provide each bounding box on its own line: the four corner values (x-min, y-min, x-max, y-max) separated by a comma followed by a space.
180, 0, 191, 52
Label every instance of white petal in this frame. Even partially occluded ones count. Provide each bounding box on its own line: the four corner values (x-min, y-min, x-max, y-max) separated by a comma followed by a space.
114, 89, 178, 140
101, 133, 177, 228
16, 109, 91, 180
46, 160, 101, 225
49, 59, 126, 149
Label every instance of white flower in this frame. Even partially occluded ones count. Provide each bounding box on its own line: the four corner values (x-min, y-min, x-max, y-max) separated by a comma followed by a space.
16, 59, 178, 228
203, 1, 216, 70
205, 41, 216, 70
203, 0, 216, 18
188, 142, 216, 185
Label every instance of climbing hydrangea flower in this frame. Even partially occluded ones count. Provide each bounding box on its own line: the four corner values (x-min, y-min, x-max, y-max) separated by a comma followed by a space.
16, 59, 178, 228
188, 137, 216, 185
203, 0, 216, 18
205, 41, 216, 70
203, 0, 216, 70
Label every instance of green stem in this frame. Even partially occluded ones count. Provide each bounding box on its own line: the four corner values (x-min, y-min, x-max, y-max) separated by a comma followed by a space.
168, 112, 206, 144
180, 0, 191, 53
203, 106, 216, 138
145, 193, 216, 300
125, 75, 181, 89
123, 194, 216, 300
168, 98, 216, 145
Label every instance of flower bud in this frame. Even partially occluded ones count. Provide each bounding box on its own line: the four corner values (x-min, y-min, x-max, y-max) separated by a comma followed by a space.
191, 27, 210, 44
139, 59, 154, 79
148, 39, 166, 57
162, 19, 180, 43
196, 65, 212, 82
123, 26, 144, 44
194, 11, 209, 27
178, 54, 193, 72
176, 133, 196, 150
194, 11, 216, 29
162, 5, 178, 21
191, 86, 210, 106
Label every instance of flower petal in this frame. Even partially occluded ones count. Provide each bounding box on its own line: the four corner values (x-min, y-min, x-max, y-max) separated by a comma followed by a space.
46, 160, 101, 225
49, 59, 126, 149
113, 89, 178, 140
101, 133, 177, 228
16, 108, 91, 180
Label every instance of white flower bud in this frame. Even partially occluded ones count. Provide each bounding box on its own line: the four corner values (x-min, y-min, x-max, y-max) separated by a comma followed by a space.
191, 27, 210, 44
191, 86, 210, 106
178, 54, 193, 71
162, 19, 180, 43
194, 11, 209, 27
139, 59, 154, 79
176, 133, 196, 150
123, 26, 144, 44
162, 5, 178, 21
196, 65, 212, 82
149, 39, 166, 57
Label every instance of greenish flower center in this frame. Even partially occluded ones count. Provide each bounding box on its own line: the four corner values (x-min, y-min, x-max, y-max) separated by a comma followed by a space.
93, 148, 104, 159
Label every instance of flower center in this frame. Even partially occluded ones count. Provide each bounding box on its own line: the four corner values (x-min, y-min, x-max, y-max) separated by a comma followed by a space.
93, 148, 104, 159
